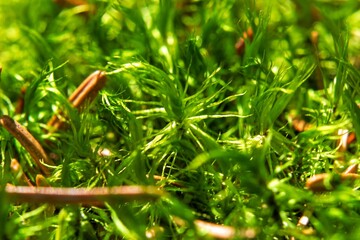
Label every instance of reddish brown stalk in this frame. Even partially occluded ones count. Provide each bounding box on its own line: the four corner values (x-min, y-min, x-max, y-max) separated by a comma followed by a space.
69, 71, 106, 108
54, 0, 89, 6
291, 117, 313, 132
47, 70, 106, 132
337, 129, 350, 161
15, 86, 27, 114
5, 185, 163, 206
10, 159, 34, 187
343, 164, 358, 174
337, 131, 356, 152
337, 129, 351, 153
235, 27, 254, 56
305, 173, 359, 192
346, 132, 356, 145
53, 0, 97, 18
35, 174, 50, 187
0, 116, 54, 176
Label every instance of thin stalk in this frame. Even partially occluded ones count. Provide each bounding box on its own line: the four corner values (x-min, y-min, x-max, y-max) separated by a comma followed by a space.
47, 70, 106, 132
0, 115, 54, 176
5, 185, 164, 206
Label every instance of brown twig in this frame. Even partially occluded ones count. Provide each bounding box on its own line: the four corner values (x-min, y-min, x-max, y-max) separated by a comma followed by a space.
15, 86, 27, 114
305, 173, 359, 192
35, 174, 50, 187
5, 185, 163, 206
290, 117, 313, 132
10, 159, 34, 187
294, 164, 359, 238
54, 0, 89, 6
343, 163, 359, 174
68, 70, 107, 108
53, 0, 96, 15
0, 116, 54, 176
235, 27, 254, 56
47, 70, 106, 133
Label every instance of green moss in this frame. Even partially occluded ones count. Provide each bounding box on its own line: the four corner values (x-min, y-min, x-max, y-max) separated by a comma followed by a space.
1, 0, 360, 239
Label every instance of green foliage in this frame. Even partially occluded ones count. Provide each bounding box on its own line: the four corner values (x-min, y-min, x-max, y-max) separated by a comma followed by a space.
1, 0, 360, 239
